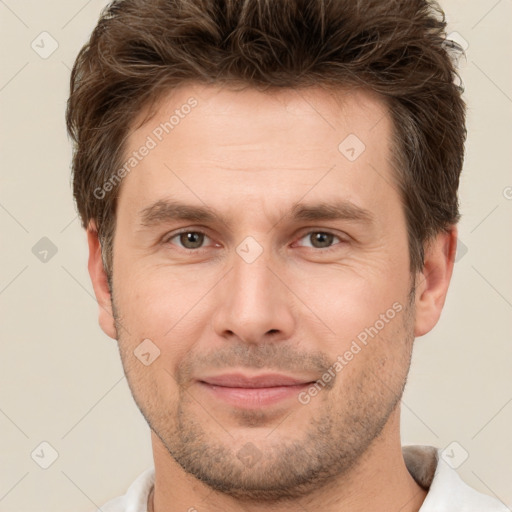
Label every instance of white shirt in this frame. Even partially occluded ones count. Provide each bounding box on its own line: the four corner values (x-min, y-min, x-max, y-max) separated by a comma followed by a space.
94, 445, 509, 511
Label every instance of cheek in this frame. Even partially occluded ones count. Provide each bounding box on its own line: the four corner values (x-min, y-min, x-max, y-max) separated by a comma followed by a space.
292, 264, 409, 348
116, 264, 198, 324
327, 304, 413, 400
113, 265, 214, 373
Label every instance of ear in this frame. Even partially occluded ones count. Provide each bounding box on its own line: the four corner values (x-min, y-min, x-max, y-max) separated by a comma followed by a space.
414, 225, 458, 337
87, 220, 118, 340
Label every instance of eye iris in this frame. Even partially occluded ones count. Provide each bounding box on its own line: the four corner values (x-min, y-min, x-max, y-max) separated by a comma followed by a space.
311, 232, 334, 248
180, 232, 204, 249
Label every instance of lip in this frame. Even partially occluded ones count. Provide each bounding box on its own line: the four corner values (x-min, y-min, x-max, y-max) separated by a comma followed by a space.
200, 373, 313, 388
197, 373, 315, 408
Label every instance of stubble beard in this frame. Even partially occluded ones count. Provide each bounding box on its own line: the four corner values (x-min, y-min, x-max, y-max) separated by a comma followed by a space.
111, 286, 416, 503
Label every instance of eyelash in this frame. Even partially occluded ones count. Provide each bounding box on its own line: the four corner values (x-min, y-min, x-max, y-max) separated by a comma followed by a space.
162, 229, 347, 253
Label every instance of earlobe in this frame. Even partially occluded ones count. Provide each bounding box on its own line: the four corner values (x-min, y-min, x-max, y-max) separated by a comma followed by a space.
413, 226, 458, 337
86, 220, 118, 340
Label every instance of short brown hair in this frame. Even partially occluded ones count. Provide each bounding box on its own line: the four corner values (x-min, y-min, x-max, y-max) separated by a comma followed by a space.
66, 0, 466, 279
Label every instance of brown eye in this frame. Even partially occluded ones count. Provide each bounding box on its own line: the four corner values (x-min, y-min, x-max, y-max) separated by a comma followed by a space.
178, 232, 205, 249
297, 231, 341, 250
165, 231, 210, 250
309, 232, 335, 248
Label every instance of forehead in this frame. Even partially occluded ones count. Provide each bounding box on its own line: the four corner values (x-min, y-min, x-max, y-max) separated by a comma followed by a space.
117, 83, 397, 223
130, 83, 390, 155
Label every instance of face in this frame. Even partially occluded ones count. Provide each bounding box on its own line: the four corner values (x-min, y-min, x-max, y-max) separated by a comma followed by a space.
108, 84, 417, 500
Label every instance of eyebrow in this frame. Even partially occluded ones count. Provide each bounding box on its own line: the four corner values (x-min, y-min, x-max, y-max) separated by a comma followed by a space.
137, 198, 374, 229
139, 200, 219, 227
289, 201, 374, 224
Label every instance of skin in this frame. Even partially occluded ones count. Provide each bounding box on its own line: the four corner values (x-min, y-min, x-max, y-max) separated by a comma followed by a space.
87, 84, 457, 511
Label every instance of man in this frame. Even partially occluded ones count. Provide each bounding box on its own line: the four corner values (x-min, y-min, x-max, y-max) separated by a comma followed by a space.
66, 0, 508, 510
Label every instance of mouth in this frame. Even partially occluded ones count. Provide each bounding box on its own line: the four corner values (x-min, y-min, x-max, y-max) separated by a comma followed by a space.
197, 373, 316, 408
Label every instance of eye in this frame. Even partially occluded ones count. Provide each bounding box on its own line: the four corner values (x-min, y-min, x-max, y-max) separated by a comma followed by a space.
163, 229, 346, 253
295, 231, 344, 250
165, 230, 212, 250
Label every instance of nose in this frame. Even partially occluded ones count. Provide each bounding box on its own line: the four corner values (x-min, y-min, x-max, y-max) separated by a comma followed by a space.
211, 240, 296, 345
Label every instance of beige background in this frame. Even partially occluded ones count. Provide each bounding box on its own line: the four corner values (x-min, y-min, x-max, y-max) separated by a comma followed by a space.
0, 0, 511, 510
